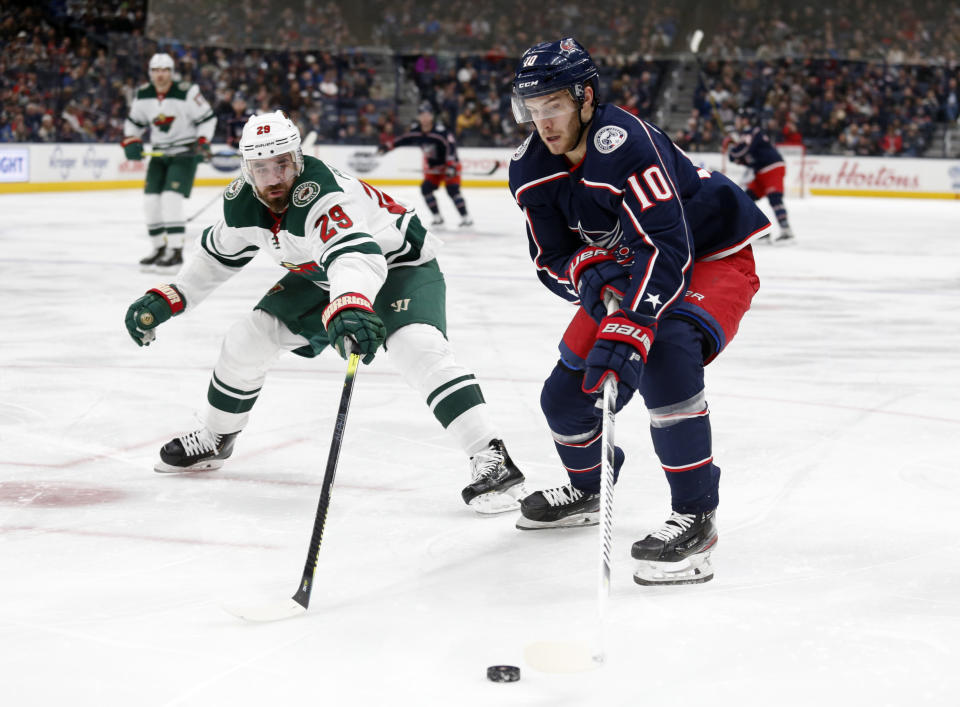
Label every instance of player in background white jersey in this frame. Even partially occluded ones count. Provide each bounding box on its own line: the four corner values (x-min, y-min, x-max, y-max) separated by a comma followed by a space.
123, 111, 526, 515
121, 53, 217, 271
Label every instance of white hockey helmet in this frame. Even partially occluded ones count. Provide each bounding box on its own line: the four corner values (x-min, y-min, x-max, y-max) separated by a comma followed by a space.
238, 110, 304, 187
148, 53, 175, 71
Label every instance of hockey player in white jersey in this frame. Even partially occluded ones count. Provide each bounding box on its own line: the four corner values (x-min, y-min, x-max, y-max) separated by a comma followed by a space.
121, 53, 217, 271
123, 111, 526, 514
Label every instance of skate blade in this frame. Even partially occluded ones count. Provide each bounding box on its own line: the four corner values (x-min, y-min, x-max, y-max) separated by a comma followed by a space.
154, 459, 226, 474
468, 483, 526, 515
516, 511, 599, 530
633, 553, 714, 586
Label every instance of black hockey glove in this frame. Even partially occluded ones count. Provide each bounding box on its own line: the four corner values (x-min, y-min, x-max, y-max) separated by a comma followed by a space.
125, 284, 186, 346
322, 292, 386, 365
581, 310, 655, 411
566, 246, 630, 324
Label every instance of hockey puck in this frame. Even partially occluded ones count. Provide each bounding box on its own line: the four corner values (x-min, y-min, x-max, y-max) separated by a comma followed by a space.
486, 665, 520, 682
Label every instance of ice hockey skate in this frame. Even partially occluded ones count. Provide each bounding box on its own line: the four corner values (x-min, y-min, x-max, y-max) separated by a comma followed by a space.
155, 246, 183, 270
461, 439, 527, 514
515, 483, 599, 530
773, 227, 796, 245
139, 245, 167, 271
632, 510, 717, 585
430, 214, 445, 227
458, 216, 473, 227
154, 427, 239, 473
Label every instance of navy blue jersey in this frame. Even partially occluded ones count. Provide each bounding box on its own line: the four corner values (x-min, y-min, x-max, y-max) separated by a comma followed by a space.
391, 121, 460, 170
509, 104, 771, 327
726, 126, 784, 171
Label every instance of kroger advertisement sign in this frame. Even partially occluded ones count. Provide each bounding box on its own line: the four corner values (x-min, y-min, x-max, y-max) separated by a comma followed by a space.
2, 143, 960, 199
0, 148, 29, 182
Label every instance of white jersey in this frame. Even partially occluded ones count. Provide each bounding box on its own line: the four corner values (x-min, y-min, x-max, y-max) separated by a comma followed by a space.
123, 81, 217, 154
173, 156, 441, 310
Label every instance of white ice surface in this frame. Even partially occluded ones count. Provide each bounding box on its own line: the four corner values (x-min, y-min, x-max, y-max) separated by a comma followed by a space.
1, 185, 959, 706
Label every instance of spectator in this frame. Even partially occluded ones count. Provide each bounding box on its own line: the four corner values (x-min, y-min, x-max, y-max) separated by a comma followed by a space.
879, 123, 903, 156
941, 77, 959, 123
455, 100, 482, 145
780, 118, 803, 145
900, 123, 926, 156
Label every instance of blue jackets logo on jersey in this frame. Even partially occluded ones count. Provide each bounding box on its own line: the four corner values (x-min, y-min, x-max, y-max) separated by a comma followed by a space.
594, 125, 627, 154
512, 134, 533, 162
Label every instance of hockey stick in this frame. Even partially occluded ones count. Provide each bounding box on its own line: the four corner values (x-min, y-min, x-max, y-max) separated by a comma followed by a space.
224, 344, 361, 622
593, 294, 619, 663
145, 149, 242, 173
186, 189, 223, 223
399, 163, 501, 177
689, 29, 726, 135
524, 296, 619, 673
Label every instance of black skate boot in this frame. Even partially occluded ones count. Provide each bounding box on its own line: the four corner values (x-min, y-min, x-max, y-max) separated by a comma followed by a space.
155, 247, 183, 271
139, 246, 167, 271
461, 439, 527, 514
515, 483, 599, 530
631, 509, 717, 585
154, 428, 239, 473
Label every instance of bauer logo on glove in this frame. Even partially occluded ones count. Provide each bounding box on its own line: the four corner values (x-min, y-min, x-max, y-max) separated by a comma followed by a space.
600, 321, 653, 357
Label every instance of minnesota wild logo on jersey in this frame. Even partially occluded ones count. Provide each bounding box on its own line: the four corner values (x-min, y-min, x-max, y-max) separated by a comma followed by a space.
292, 181, 321, 208
224, 177, 244, 200
152, 114, 176, 132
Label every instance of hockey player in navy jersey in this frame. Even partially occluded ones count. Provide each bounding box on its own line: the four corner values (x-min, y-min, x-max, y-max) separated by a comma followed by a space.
379, 102, 473, 228
724, 109, 795, 243
508, 38, 771, 585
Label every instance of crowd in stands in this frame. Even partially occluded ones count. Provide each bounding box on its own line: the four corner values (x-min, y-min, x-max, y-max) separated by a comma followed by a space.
685, 58, 959, 157
688, 0, 960, 156
2, 0, 958, 158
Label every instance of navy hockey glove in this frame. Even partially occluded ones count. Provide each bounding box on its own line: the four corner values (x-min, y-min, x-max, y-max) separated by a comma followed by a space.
566, 246, 630, 324
581, 310, 655, 409
125, 284, 186, 346
322, 293, 386, 365
445, 163, 459, 179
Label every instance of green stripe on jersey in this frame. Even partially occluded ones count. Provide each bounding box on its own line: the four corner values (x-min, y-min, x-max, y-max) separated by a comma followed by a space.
385, 214, 428, 265
319, 233, 382, 270
201, 226, 259, 267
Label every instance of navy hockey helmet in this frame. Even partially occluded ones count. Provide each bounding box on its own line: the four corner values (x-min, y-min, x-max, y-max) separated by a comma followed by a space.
512, 37, 599, 123
736, 106, 758, 125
